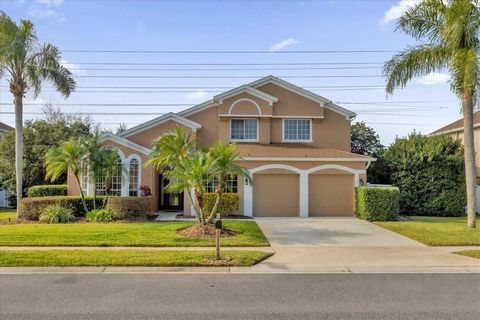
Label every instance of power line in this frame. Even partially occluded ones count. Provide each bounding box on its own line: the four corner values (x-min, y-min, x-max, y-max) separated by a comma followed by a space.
64, 66, 382, 71
70, 75, 383, 79
62, 49, 399, 54
69, 62, 385, 66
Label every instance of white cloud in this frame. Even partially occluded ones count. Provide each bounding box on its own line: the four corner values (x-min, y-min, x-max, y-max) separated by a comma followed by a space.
381, 0, 421, 24
35, 0, 64, 6
269, 38, 300, 52
185, 90, 209, 100
60, 60, 87, 76
418, 72, 450, 85
29, 7, 58, 18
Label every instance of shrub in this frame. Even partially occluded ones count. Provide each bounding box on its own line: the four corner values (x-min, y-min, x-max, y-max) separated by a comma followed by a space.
86, 209, 118, 222
355, 186, 400, 221
202, 193, 239, 217
27, 185, 67, 197
105, 196, 153, 218
39, 204, 75, 224
381, 132, 466, 216
19, 196, 105, 220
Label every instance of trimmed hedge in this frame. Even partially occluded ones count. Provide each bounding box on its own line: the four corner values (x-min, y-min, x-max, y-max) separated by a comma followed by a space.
19, 196, 105, 220
27, 185, 67, 198
202, 193, 239, 217
105, 196, 153, 218
86, 209, 118, 222
355, 186, 400, 221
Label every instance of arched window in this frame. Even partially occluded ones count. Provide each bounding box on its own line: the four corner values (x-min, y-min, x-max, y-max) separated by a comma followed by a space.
129, 158, 139, 196
96, 152, 122, 196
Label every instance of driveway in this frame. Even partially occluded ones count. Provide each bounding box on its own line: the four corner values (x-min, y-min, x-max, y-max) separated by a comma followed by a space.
233, 218, 480, 273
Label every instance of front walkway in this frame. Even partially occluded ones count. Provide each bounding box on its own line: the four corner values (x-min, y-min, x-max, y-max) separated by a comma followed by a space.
233, 217, 480, 273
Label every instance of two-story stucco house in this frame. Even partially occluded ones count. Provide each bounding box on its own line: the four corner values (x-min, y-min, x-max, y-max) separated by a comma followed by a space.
67, 76, 375, 217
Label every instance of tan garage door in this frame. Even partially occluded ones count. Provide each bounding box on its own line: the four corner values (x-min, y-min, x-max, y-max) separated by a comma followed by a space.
253, 174, 299, 217
309, 174, 354, 216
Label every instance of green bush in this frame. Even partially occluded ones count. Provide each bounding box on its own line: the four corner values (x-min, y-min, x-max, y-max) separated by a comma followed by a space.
202, 193, 239, 217
19, 196, 105, 220
355, 186, 400, 221
39, 204, 75, 224
381, 132, 466, 216
105, 197, 153, 218
27, 185, 67, 197
86, 209, 118, 222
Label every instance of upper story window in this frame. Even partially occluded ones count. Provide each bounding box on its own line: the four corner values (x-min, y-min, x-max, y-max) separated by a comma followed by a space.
231, 119, 258, 142
283, 119, 312, 142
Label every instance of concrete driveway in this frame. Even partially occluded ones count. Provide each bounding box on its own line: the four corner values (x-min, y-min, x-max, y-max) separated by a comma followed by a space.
233, 218, 480, 273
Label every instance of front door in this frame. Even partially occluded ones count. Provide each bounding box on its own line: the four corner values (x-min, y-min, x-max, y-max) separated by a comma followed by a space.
159, 174, 184, 211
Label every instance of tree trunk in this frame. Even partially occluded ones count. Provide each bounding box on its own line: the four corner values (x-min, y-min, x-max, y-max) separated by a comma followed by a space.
14, 95, 23, 219
186, 190, 203, 225
462, 94, 477, 229
74, 174, 89, 213
207, 184, 224, 223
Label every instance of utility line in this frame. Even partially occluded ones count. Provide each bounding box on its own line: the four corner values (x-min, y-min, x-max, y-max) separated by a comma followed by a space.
62, 49, 399, 54
68, 62, 385, 66
70, 75, 383, 79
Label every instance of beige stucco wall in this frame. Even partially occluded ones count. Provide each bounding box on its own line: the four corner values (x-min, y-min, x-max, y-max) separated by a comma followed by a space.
448, 129, 480, 183
126, 120, 194, 148
186, 106, 219, 148
219, 92, 272, 116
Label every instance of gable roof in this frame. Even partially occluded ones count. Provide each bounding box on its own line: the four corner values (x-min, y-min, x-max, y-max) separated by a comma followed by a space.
118, 112, 202, 138
0, 122, 14, 132
429, 111, 480, 136
213, 85, 278, 106
100, 132, 152, 155
178, 75, 356, 120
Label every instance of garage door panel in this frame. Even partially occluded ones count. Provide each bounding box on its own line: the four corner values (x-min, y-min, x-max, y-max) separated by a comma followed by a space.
253, 174, 299, 217
309, 174, 354, 216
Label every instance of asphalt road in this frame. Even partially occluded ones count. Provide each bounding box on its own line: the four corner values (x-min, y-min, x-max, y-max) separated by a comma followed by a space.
1, 273, 479, 320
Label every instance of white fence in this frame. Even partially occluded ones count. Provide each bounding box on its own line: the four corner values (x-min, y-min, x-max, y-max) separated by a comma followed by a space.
0, 188, 10, 207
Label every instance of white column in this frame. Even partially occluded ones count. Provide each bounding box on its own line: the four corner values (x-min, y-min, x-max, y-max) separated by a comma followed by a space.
354, 173, 360, 187
190, 188, 196, 217
299, 171, 309, 218
121, 164, 129, 196
244, 172, 253, 217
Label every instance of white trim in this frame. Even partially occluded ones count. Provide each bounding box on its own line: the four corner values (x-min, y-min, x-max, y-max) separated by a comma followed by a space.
218, 114, 324, 119
228, 98, 262, 116
100, 133, 152, 155
104, 146, 128, 196
281, 118, 313, 143
214, 86, 278, 106
126, 154, 142, 197
118, 112, 202, 138
248, 75, 356, 120
273, 115, 323, 119
242, 157, 376, 162
229, 118, 259, 142
428, 123, 480, 136
245, 163, 365, 217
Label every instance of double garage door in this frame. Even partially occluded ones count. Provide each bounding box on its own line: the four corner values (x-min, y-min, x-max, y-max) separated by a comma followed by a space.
252, 173, 354, 217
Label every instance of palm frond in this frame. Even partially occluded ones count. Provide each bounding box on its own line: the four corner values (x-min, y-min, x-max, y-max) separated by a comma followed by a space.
398, 0, 447, 43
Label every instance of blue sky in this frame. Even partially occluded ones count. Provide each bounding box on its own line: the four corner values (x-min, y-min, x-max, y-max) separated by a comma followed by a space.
0, 0, 462, 145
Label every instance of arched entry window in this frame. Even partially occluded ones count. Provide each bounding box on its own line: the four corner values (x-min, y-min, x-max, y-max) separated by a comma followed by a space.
96, 152, 122, 196
129, 158, 139, 196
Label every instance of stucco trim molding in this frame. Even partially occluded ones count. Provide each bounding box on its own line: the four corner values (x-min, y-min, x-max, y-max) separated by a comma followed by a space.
242, 157, 376, 162
244, 163, 365, 218
214, 85, 278, 106
118, 112, 202, 138
100, 133, 152, 155
228, 98, 262, 116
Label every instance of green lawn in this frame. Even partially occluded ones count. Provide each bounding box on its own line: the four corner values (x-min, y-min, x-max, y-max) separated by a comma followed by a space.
375, 216, 480, 246
0, 207, 16, 221
454, 250, 480, 260
0, 249, 273, 267
0, 221, 270, 247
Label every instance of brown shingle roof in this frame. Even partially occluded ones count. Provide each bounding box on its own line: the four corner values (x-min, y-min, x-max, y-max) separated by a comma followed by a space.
0, 122, 13, 132
430, 111, 480, 135
235, 143, 374, 160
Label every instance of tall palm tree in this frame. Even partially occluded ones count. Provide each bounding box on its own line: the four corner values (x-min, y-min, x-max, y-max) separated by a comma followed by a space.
383, 0, 479, 228
0, 12, 76, 217
206, 142, 251, 223
45, 139, 88, 213
83, 133, 104, 210
99, 149, 122, 209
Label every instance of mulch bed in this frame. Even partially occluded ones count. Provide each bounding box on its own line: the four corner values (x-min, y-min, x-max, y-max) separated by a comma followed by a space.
178, 224, 240, 239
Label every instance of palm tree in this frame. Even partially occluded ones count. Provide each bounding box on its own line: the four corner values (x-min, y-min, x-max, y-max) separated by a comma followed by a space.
99, 149, 122, 209
83, 133, 104, 210
383, 0, 479, 228
0, 12, 76, 217
206, 142, 251, 223
45, 139, 88, 213
166, 152, 214, 225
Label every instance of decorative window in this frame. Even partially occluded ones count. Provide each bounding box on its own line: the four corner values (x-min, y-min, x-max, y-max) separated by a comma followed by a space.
129, 158, 139, 196
283, 119, 312, 141
96, 153, 122, 196
231, 119, 258, 141
80, 159, 88, 194
204, 175, 238, 193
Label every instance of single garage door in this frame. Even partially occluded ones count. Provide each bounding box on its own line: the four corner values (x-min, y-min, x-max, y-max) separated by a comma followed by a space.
253, 174, 299, 217
309, 174, 354, 216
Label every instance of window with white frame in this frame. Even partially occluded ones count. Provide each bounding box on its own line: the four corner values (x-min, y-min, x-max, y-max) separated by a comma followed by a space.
96, 153, 122, 196
204, 175, 238, 193
283, 119, 311, 141
129, 158, 139, 196
231, 119, 258, 141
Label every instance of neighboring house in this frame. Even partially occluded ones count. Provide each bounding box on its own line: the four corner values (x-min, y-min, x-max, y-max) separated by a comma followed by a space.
68, 76, 374, 217
429, 112, 480, 184
0, 121, 14, 207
